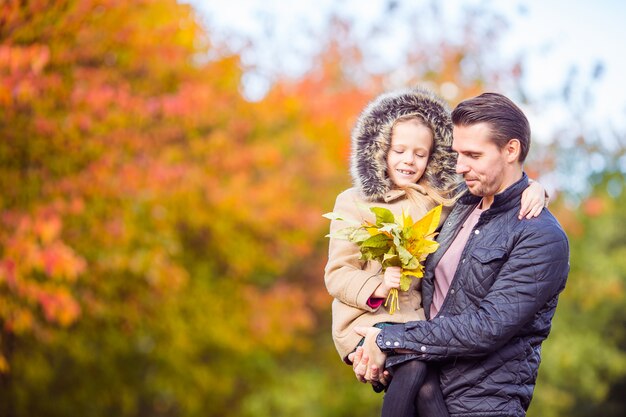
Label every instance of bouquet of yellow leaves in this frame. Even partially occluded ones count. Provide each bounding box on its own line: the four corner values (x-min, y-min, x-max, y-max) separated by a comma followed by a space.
323, 204, 442, 314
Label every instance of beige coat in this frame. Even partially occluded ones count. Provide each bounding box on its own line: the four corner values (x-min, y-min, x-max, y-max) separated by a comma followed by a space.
325, 186, 447, 362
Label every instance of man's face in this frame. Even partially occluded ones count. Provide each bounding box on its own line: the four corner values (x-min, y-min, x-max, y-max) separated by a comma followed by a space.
452, 122, 510, 197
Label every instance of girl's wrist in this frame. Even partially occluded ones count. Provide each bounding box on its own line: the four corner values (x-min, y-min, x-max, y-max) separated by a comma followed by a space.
372, 284, 388, 298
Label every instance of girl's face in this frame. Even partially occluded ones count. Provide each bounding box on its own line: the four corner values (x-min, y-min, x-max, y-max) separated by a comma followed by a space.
386, 119, 433, 188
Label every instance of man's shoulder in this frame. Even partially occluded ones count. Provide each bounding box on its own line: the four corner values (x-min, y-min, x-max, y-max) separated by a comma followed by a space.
520, 209, 567, 238
513, 209, 569, 259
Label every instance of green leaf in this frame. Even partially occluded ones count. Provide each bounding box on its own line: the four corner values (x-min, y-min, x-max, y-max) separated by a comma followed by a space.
322, 212, 343, 220
382, 253, 400, 268
383, 253, 398, 262
359, 232, 393, 263
380, 223, 399, 234
404, 257, 419, 270
392, 232, 403, 249
399, 274, 412, 291
397, 245, 413, 265
360, 233, 392, 249
370, 207, 395, 226
322, 212, 360, 226
350, 228, 372, 243
326, 226, 359, 240
360, 246, 388, 262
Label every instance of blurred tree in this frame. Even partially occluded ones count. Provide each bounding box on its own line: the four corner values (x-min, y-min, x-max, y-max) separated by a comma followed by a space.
0, 0, 624, 416
0, 0, 332, 415
529, 171, 626, 417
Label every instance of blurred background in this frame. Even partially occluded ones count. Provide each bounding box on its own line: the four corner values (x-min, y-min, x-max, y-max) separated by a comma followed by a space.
1, 0, 625, 416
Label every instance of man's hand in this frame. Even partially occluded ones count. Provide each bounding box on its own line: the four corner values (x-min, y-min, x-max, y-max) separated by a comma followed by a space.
348, 346, 391, 389
348, 346, 368, 383
351, 326, 389, 386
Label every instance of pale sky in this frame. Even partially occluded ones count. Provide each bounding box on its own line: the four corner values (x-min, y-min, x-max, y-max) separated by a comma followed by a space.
188, 0, 626, 147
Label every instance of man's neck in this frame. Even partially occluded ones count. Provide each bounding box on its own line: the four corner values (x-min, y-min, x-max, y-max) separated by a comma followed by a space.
481, 169, 523, 210
479, 196, 493, 210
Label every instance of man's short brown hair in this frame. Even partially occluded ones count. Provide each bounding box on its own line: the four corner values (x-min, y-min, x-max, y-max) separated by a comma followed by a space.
451, 92, 531, 162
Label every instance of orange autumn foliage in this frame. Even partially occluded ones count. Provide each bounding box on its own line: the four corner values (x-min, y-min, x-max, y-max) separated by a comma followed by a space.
0, 1, 343, 384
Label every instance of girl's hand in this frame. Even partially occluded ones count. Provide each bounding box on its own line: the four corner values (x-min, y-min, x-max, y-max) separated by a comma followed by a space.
520, 180, 549, 219
372, 266, 401, 298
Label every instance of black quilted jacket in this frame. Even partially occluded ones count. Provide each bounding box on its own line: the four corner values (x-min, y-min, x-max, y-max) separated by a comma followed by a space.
377, 174, 569, 417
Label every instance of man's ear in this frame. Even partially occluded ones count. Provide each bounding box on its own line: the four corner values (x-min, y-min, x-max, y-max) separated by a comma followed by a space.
505, 139, 521, 163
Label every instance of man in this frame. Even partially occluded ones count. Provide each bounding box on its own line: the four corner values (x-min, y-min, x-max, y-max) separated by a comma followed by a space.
352, 92, 569, 417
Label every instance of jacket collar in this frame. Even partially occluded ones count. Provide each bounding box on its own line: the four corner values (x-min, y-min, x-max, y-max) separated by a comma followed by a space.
458, 172, 529, 216
383, 189, 406, 202
382, 183, 429, 203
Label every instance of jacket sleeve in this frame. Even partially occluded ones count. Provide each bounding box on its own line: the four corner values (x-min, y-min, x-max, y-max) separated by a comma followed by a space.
377, 221, 569, 360
324, 191, 383, 311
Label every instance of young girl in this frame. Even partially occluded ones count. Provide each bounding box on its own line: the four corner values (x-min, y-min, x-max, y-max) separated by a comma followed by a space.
324, 87, 546, 417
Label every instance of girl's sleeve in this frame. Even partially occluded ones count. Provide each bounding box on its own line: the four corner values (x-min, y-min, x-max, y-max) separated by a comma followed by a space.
324, 191, 383, 311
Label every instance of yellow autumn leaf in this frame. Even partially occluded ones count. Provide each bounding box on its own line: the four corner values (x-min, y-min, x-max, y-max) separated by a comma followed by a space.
408, 204, 442, 239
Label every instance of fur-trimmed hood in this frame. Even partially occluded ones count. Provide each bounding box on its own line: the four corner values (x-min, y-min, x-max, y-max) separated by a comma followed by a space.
350, 87, 460, 201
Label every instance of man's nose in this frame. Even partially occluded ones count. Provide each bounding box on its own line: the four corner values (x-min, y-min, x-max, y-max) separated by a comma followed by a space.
456, 161, 469, 174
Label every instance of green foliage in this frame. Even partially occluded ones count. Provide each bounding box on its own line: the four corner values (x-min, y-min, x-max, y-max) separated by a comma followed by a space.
239, 351, 383, 417
528, 172, 626, 417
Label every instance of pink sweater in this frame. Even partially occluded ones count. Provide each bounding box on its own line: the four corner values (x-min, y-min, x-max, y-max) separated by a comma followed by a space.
430, 203, 483, 318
